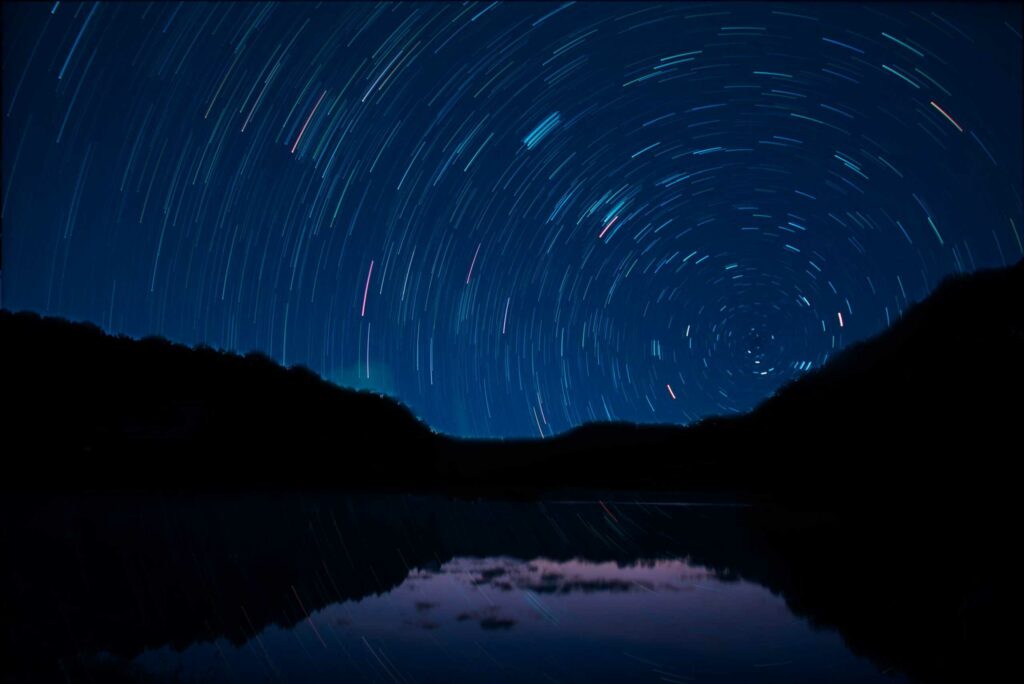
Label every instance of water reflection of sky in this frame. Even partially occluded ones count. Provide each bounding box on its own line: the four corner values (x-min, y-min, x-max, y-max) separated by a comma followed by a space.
129, 557, 905, 683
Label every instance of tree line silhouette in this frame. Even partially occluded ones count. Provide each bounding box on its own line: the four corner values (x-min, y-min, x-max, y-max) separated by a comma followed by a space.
1, 259, 1021, 503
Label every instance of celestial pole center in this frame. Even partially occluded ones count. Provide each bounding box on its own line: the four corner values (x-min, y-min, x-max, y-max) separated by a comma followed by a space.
3, 1, 1021, 438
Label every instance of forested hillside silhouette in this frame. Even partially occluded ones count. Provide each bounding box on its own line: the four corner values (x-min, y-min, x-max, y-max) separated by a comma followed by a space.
2, 259, 1021, 501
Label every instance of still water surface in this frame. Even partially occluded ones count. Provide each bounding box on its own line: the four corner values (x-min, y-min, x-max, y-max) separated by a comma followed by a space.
130, 553, 899, 683
5, 494, 908, 683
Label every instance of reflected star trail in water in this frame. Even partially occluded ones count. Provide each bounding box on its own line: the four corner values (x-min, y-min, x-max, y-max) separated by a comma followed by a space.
130, 557, 904, 684
2, 2, 1021, 437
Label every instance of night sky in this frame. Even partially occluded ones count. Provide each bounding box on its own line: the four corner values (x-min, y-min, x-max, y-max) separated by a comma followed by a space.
3, 2, 1021, 438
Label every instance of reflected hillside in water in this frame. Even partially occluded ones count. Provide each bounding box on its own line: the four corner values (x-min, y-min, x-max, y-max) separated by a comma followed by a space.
130, 555, 894, 683
2, 492, 1008, 683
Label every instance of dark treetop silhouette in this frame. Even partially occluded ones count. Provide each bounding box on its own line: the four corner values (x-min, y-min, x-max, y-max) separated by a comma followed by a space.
2, 259, 1021, 501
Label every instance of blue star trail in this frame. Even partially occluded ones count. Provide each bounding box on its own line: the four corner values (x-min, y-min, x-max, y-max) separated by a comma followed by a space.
3, 2, 1021, 438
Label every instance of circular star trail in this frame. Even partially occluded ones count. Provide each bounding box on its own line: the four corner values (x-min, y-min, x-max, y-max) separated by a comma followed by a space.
3, 2, 1022, 438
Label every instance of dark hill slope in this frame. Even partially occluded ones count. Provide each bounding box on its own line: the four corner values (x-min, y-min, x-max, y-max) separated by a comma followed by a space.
2, 260, 1021, 499
0, 313, 442, 488
442, 259, 1024, 500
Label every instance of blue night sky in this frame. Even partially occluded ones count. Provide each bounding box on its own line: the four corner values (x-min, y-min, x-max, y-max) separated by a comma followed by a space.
3, 2, 1021, 438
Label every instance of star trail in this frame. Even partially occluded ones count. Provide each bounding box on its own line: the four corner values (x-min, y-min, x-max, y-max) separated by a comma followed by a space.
3, 2, 1021, 438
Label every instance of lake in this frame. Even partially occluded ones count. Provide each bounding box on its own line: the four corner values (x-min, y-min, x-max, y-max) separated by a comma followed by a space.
129, 552, 900, 683
2, 492, 972, 683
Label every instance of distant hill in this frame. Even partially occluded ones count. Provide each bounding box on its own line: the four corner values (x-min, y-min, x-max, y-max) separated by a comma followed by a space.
439, 259, 1024, 501
2, 259, 1021, 500
1, 308, 443, 488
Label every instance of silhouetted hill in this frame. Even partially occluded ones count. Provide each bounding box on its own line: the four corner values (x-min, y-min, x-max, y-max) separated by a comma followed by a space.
2, 259, 1022, 500
1, 310, 442, 488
